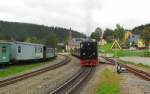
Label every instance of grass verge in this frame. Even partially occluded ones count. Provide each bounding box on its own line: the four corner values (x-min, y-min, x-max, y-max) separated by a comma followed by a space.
99, 43, 150, 57
96, 68, 121, 94
0, 60, 54, 78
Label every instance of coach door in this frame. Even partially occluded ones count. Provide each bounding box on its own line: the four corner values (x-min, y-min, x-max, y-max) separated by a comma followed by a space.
0, 45, 10, 63
43, 46, 46, 60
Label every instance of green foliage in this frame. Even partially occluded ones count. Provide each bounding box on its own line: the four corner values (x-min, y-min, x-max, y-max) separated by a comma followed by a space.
90, 32, 100, 41
0, 20, 85, 47
90, 27, 102, 41
103, 28, 114, 42
43, 33, 58, 47
113, 24, 125, 41
26, 36, 40, 43
96, 68, 121, 94
144, 51, 150, 57
121, 41, 130, 49
132, 24, 150, 42
99, 43, 112, 52
95, 23, 150, 43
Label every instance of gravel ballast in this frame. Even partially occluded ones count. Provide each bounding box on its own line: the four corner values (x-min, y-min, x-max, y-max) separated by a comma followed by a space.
78, 56, 117, 94
0, 56, 81, 94
120, 73, 150, 94
0, 55, 64, 80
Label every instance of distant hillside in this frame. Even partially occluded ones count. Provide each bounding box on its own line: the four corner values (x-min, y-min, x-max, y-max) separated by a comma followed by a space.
132, 24, 150, 40
0, 21, 86, 47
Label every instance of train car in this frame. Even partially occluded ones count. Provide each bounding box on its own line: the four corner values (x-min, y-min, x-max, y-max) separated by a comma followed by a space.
80, 41, 98, 66
0, 41, 44, 64
0, 41, 56, 64
15, 42, 44, 61
43, 47, 56, 60
69, 38, 98, 66
68, 38, 85, 57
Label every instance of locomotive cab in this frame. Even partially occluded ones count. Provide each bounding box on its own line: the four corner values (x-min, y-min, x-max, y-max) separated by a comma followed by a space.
80, 42, 98, 66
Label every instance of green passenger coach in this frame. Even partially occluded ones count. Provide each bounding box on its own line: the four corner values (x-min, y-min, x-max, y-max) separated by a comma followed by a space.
0, 41, 56, 65
0, 41, 44, 64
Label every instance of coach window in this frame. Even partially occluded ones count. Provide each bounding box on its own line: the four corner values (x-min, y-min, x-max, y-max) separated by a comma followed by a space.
35, 48, 37, 53
18, 46, 21, 53
2, 46, 6, 53
38, 48, 40, 53
40, 48, 42, 53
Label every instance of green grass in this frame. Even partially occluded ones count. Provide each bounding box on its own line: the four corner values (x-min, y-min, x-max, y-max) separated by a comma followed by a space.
111, 50, 146, 57
98, 43, 112, 53
96, 68, 121, 94
0, 60, 53, 78
99, 43, 150, 57
120, 60, 150, 69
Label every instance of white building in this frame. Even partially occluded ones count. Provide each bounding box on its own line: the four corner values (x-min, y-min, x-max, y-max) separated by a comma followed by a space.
66, 38, 85, 52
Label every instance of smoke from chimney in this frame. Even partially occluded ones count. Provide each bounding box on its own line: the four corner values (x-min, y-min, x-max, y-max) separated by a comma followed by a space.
84, 0, 101, 36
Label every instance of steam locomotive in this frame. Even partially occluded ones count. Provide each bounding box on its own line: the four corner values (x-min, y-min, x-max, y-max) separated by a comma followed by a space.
69, 38, 98, 66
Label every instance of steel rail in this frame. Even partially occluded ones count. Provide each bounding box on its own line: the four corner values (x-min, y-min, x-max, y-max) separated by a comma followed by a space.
50, 67, 95, 94
121, 64, 150, 81
0, 55, 71, 87
100, 56, 115, 65
102, 56, 150, 81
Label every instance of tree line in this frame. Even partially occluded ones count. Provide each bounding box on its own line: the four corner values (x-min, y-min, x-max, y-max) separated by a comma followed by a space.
0, 20, 85, 47
91, 24, 150, 43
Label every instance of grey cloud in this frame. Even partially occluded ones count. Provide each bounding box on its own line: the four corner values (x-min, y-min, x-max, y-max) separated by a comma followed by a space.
0, 0, 149, 35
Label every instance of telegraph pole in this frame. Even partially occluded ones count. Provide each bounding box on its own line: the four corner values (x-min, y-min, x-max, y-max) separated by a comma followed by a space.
66, 27, 72, 53
69, 27, 72, 41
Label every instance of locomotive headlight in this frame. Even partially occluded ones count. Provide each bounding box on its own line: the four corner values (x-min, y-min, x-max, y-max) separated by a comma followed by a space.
83, 53, 85, 55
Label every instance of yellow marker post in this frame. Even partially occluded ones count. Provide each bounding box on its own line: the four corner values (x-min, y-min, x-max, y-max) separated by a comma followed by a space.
111, 39, 122, 57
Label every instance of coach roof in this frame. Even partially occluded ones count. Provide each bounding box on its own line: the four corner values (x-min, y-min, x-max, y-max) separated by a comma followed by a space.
0, 40, 44, 46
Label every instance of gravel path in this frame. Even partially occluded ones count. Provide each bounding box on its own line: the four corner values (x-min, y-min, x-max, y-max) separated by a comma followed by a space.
119, 57, 150, 66
0, 56, 81, 94
78, 56, 116, 94
120, 73, 150, 94
80, 57, 150, 94
79, 64, 115, 94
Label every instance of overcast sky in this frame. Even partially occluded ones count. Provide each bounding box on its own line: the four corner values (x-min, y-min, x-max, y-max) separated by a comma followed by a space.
0, 0, 150, 35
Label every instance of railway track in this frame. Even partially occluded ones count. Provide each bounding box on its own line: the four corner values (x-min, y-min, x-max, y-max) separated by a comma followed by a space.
0, 55, 71, 87
121, 64, 150, 81
100, 56, 115, 65
50, 67, 95, 94
102, 56, 150, 81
